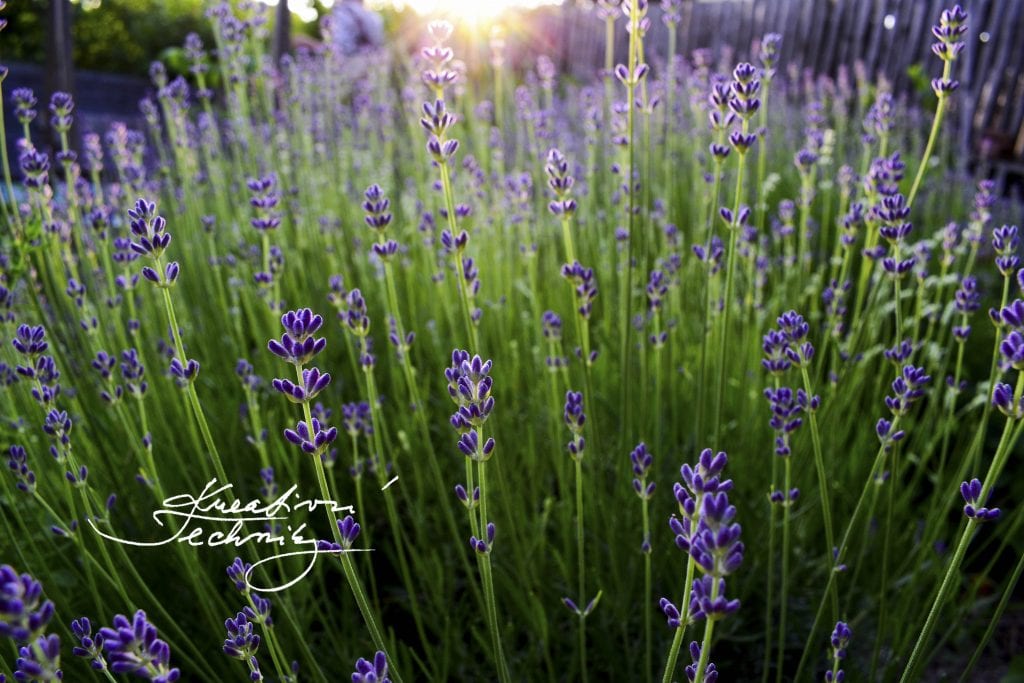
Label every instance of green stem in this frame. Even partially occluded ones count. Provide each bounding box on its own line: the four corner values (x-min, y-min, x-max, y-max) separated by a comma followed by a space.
712, 130, 749, 448
898, 377, 1023, 683
477, 446, 512, 683
575, 456, 588, 683
693, 581, 718, 683
799, 365, 839, 620
906, 61, 952, 207
660, 555, 696, 683
775, 458, 791, 683
158, 282, 230, 487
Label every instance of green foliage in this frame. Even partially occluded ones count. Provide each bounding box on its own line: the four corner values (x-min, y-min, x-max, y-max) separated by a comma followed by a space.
1, 0, 213, 75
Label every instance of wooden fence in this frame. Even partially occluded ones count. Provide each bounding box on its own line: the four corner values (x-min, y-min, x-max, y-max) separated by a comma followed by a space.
516, 0, 1024, 179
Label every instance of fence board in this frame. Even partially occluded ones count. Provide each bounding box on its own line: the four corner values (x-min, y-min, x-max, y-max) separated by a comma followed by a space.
548, 0, 1024, 164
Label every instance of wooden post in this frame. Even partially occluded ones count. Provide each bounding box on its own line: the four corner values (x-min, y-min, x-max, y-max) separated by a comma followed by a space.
272, 0, 290, 64
45, 0, 74, 146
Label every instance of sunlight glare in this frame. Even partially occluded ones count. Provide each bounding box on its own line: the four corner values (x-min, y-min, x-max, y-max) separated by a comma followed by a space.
368, 0, 563, 23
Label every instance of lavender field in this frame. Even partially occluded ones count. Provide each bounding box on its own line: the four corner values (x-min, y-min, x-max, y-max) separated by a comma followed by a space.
1, 0, 1023, 681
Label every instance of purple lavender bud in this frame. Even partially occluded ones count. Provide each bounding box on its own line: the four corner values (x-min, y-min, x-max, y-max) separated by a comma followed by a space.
931, 78, 959, 96
824, 620, 851, 682
931, 5, 968, 69
337, 515, 361, 549
659, 598, 681, 628
97, 610, 180, 681
12, 87, 38, 124
995, 298, 1024, 329
352, 651, 392, 683
12, 324, 48, 356
371, 240, 400, 260
541, 311, 563, 341
954, 276, 981, 315
830, 621, 852, 659
560, 261, 599, 320
169, 357, 200, 384
248, 174, 281, 233
685, 641, 719, 682
729, 131, 757, 153
363, 184, 393, 232
992, 382, 1024, 419
268, 309, 328, 365
689, 575, 740, 621
223, 612, 260, 660
1000, 330, 1024, 369
283, 418, 338, 456
48, 91, 74, 131
15, 633, 62, 681
71, 617, 107, 671
875, 418, 906, 447
759, 32, 782, 71
0, 565, 56, 643
960, 478, 1000, 521
226, 558, 252, 593
6, 446, 37, 493
883, 365, 931, 417
19, 147, 49, 189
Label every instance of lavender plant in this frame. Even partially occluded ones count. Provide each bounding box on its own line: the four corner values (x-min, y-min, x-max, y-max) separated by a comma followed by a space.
0, 1, 1019, 680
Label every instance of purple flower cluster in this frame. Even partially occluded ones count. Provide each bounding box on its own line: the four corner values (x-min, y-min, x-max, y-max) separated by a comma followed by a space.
825, 621, 851, 682
128, 198, 180, 289
351, 651, 392, 683
268, 308, 338, 455
545, 148, 577, 217
660, 449, 743, 628
959, 479, 999, 521
930, 5, 967, 95
95, 610, 180, 682
247, 174, 281, 232
561, 261, 598, 322
445, 350, 495, 438
421, 20, 457, 95
564, 390, 586, 460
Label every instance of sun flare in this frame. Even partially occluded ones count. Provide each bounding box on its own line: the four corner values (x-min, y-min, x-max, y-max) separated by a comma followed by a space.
369, 0, 564, 23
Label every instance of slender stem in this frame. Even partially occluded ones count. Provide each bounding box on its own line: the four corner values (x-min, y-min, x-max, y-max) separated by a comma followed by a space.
761, 453, 779, 683
793, 431, 897, 682
775, 458, 791, 683
693, 580, 718, 683
438, 160, 479, 349
296, 361, 402, 682
712, 131, 749, 448
696, 161, 724, 442
799, 365, 839, 620
575, 456, 588, 683
899, 378, 1023, 682
158, 282, 230, 487
643, 525, 653, 683
620, 0, 641, 445
959, 544, 1024, 682
906, 61, 952, 207
661, 555, 696, 683
871, 445, 897, 678
476, 426, 512, 683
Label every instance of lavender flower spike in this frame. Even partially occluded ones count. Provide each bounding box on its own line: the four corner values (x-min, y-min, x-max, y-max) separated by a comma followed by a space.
352, 651, 392, 683
0, 565, 55, 642
960, 479, 1000, 521
825, 621, 851, 682
98, 610, 180, 682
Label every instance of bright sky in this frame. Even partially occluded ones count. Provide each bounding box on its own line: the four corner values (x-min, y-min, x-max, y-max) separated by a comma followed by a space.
262, 0, 563, 23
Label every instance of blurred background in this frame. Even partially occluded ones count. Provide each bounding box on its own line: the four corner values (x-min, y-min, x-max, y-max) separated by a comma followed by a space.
1, 0, 1023, 198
